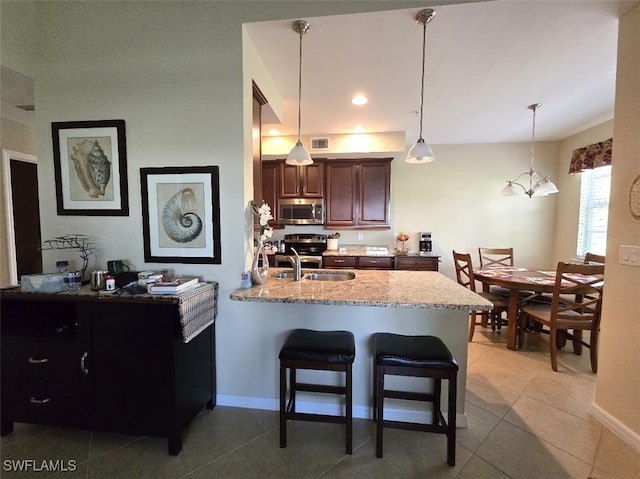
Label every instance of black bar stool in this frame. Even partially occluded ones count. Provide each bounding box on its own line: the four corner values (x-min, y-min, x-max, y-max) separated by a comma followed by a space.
372, 333, 458, 466
279, 329, 355, 454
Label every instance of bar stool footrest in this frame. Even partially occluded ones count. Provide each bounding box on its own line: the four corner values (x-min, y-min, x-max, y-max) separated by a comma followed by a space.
296, 383, 347, 395
383, 389, 435, 402
286, 411, 348, 424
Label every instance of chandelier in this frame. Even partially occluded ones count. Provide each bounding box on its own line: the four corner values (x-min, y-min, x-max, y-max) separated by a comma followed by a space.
501, 103, 559, 198
286, 20, 312, 166
406, 8, 436, 164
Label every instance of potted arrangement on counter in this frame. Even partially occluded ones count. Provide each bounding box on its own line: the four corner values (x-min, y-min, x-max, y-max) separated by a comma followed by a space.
327, 232, 340, 250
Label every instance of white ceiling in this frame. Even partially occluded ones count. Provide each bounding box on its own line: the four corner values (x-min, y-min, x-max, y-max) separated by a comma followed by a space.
246, 0, 637, 145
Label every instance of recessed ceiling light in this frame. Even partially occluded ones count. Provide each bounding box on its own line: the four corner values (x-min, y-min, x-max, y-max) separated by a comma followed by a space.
267, 129, 280, 136
353, 125, 365, 133
351, 95, 368, 106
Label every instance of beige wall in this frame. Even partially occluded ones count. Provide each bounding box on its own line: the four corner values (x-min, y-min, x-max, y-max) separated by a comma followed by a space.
593, 2, 640, 442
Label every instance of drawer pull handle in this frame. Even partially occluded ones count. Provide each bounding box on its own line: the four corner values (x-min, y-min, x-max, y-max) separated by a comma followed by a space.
335, 259, 345, 263
80, 352, 89, 375
29, 397, 51, 405
28, 357, 49, 364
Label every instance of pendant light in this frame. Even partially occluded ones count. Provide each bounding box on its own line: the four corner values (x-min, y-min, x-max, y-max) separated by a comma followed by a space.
286, 20, 312, 166
406, 8, 436, 164
501, 103, 559, 198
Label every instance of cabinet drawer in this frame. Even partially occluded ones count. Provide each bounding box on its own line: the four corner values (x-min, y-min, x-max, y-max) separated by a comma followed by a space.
357, 256, 393, 269
323, 256, 357, 268
1, 340, 81, 420
395, 256, 439, 271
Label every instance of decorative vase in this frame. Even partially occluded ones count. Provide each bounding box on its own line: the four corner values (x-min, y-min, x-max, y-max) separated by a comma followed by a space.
251, 239, 269, 285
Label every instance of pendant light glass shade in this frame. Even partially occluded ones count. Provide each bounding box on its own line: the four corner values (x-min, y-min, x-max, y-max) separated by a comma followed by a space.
406, 139, 435, 164
286, 20, 312, 166
287, 141, 312, 165
406, 9, 436, 164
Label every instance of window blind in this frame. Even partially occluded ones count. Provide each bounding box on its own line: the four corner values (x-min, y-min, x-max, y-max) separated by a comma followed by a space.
576, 165, 611, 258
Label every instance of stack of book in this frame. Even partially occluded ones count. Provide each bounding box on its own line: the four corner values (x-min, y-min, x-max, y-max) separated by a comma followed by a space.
148, 276, 199, 295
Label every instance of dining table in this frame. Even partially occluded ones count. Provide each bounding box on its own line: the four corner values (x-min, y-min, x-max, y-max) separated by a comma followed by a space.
473, 267, 566, 350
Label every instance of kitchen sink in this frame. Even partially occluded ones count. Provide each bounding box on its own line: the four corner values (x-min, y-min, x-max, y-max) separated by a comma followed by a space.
274, 271, 298, 279
304, 272, 356, 281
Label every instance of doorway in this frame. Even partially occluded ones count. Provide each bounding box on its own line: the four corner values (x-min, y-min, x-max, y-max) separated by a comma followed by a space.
2, 149, 42, 284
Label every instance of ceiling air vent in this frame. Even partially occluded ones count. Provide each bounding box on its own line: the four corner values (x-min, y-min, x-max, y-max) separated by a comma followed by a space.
311, 138, 330, 150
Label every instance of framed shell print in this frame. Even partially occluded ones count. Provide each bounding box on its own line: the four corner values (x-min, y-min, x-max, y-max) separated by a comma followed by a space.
52, 119, 129, 216
140, 166, 221, 264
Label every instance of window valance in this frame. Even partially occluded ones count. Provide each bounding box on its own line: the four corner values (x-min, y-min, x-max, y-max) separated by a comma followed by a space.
569, 138, 612, 174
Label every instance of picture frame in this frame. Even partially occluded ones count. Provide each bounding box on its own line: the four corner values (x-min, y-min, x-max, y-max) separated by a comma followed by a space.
52, 119, 129, 216
140, 166, 221, 264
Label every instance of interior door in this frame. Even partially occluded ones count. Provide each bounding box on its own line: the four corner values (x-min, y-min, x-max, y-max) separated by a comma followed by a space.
2, 149, 41, 284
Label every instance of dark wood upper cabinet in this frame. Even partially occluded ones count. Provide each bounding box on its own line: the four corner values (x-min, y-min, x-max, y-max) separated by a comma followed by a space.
280, 161, 324, 198
325, 158, 391, 229
260, 161, 280, 226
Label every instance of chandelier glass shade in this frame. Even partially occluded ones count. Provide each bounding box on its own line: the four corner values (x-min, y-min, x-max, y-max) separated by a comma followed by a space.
406, 8, 436, 164
286, 20, 313, 166
502, 103, 559, 198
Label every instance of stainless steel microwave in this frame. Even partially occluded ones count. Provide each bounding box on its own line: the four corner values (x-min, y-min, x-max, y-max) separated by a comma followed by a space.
278, 198, 325, 225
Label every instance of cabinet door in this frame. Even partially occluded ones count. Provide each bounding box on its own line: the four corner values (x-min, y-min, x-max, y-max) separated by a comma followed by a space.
301, 161, 324, 197
280, 163, 301, 197
261, 161, 280, 225
280, 162, 324, 198
81, 302, 175, 416
359, 160, 391, 227
325, 162, 358, 227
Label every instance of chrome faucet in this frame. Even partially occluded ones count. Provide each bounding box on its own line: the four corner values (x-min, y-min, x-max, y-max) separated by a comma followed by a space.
288, 247, 302, 281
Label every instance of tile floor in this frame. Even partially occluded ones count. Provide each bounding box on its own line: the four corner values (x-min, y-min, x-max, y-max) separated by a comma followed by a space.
1, 329, 639, 479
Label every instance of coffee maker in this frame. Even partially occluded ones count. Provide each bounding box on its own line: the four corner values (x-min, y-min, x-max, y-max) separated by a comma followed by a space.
419, 232, 432, 255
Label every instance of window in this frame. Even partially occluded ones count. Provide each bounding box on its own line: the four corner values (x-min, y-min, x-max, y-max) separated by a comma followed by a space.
576, 165, 611, 258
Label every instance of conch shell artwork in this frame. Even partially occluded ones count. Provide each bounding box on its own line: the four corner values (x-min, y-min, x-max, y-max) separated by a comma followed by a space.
69, 139, 112, 198
162, 188, 203, 243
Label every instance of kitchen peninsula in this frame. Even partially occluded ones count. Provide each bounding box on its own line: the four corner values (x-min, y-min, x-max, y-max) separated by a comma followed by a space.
230, 268, 491, 426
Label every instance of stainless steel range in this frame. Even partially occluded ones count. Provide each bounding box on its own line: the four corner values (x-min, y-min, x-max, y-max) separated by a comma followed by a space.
274, 233, 327, 269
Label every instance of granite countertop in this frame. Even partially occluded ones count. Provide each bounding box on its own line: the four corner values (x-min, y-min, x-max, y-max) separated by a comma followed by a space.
229, 268, 492, 311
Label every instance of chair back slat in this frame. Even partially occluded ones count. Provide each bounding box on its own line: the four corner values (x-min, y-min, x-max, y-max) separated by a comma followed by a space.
453, 251, 476, 292
584, 252, 605, 264
478, 247, 514, 268
551, 262, 604, 328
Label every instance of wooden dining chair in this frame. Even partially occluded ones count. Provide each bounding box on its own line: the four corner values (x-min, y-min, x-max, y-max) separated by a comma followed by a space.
452, 251, 509, 342
518, 262, 604, 372
477, 247, 520, 298
584, 252, 605, 264
478, 247, 514, 268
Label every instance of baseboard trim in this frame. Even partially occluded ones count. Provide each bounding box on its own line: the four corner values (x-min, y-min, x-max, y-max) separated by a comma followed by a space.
216, 394, 468, 428
590, 402, 640, 454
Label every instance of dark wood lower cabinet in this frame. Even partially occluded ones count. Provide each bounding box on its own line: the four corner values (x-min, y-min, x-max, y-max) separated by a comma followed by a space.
394, 255, 440, 271
0, 289, 216, 455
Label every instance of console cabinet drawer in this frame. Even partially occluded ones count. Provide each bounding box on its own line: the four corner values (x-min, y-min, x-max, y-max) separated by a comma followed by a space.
1, 339, 81, 421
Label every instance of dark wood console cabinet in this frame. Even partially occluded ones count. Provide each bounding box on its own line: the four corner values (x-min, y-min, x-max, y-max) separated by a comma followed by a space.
0, 287, 216, 455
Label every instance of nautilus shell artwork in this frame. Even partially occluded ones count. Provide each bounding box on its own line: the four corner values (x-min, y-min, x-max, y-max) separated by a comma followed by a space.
70, 139, 112, 198
162, 188, 203, 243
